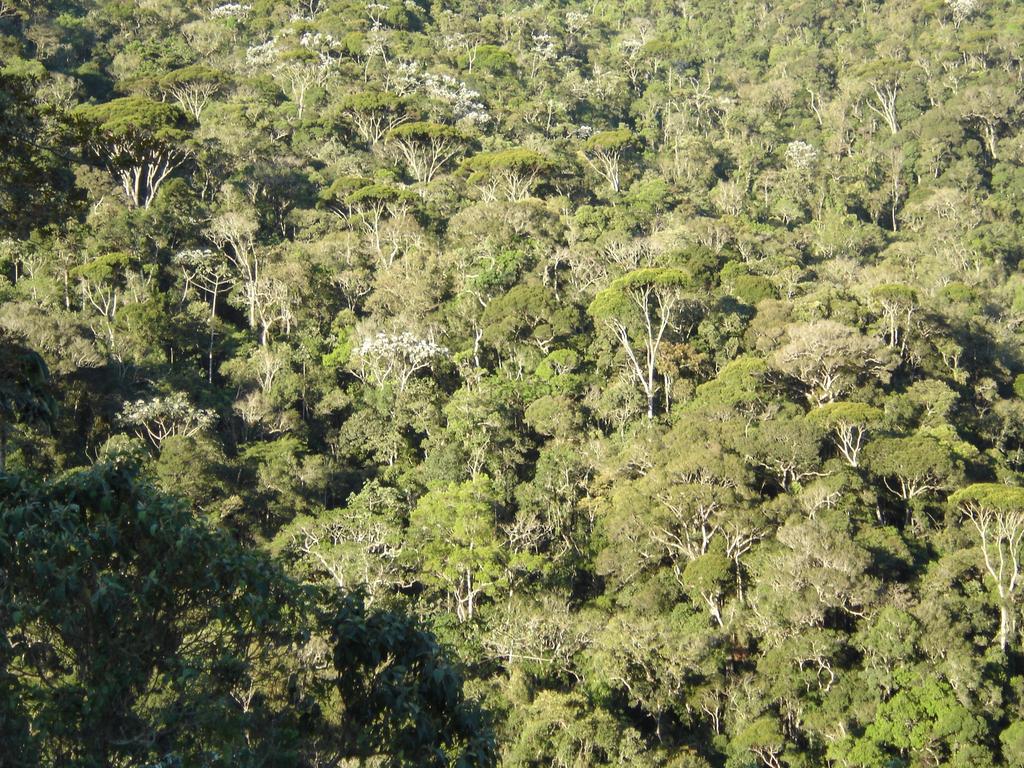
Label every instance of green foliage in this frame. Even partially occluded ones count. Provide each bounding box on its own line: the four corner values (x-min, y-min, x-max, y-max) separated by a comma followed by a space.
0, 330, 56, 471
6, 0, 1024, 764
1, 455, 301, 765
407, 477, 506, 623
583, 129, 634, 153
0, 455, 494, 767
839, 673, 991, 767
0, 69, 81, 235
388, 121, 464, 143
74, 96, 190, 145
328, 593, 496, 767
950, 483, 1024, 512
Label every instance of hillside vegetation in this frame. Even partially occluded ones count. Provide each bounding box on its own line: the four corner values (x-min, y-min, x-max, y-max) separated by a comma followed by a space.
4, 0, 1024, 765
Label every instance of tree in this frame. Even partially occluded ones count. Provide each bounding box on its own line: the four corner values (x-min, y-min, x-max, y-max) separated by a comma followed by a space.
70, 250, 153, 359
950, 483, 1024, 651
387, 121, 468, 184
262, 32, 343, 120
579, 128, 634, 192
464, 148, 553, 201
0, 331, 55, 472
502, 689, 643, 767
424, 380, 530, 491
857, 61, 906, 135
809, 401, 883, 467
172, 247, 234, 382
204, 189, 292, 345
1001, 721, 1024, 768
349, 330, 449, 393
1, 455, 303, 765
272, 481, 407, 604
328, 593, 497, 767
0, 455, 496, 766
956, 72, 1017, 160
340, 90, 410, 145
946, 0, 979, 28
865, 434, 962, 509
0, 69, 80, 235
870, 284, 917, 352
74, 96, 192, 208
117, 391, 215, 449
481, 283, 576, 359
406, 477, 506, 622
158, 64, 227, 121
321, 178, 413, 266
743, 411, 826, 490
774, 321, 893, 406
510, 441, 593, 579
732, 716, 785, 768
589, 267, 699, 419
839, 673, 991, 767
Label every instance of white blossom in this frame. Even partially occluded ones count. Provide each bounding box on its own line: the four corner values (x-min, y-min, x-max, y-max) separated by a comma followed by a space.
785, 140, 818, 171
119, 393, 215, 448
620, 38, 643, 57
565, 10, 589, 36
423, 72, 489, 124
386, 62, 490, 124
389, 60, 422, 95
946, 0, 978, 27
531, 32, 558, 61
366, 2, 389, 29
350, 331, 448, 392
298, 31, 345, 68
209, 3, 251, 19
246, 39, 278, 66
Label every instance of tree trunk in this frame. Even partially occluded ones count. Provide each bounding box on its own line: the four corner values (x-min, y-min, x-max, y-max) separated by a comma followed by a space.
1000, 602, 1012, 651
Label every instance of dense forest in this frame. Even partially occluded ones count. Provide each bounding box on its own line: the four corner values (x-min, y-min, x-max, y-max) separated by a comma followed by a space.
3, 0, 1024, 765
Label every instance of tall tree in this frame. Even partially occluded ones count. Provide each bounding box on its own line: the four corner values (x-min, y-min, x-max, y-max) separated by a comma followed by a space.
950, 484, 1024, 651
74, 96, 192, 209
589, 267, 699, 419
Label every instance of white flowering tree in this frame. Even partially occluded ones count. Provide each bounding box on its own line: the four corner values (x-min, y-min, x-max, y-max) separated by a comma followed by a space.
209, 3, 251, 20
784, 140, 818, 171
247, 30, 343, 120
385, 61, 490, 126
946, 0, 978, 28
421, 71, 490, 126
349, 331, 448, 393
119, 392, 215, 449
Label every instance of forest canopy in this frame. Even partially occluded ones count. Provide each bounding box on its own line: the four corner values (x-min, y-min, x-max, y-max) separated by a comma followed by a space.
3, 0, 1024, 765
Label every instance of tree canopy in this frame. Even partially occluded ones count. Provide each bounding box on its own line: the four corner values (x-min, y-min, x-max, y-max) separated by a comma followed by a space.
5, 0, 1024, 764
